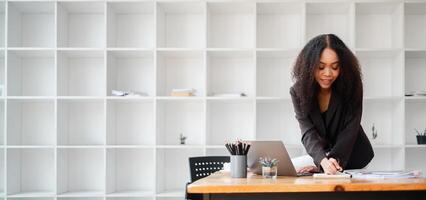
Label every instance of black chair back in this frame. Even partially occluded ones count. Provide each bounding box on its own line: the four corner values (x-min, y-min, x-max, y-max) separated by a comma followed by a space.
189, 156, 230, 182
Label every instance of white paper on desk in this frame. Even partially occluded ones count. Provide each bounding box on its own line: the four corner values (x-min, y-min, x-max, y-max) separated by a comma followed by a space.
345, 170, 423, 179
291, 155, 315, 171
313, 172, 351, 179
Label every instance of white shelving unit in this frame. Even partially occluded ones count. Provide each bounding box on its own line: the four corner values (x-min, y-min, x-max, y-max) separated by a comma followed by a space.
1, 1, 426, 200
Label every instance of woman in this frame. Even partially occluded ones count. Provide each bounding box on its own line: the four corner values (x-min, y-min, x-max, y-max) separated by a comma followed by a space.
290, 34, 374, 174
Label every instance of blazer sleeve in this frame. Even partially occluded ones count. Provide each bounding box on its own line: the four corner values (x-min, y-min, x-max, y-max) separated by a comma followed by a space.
290, 87, 328, 168
327, 102, 363, 169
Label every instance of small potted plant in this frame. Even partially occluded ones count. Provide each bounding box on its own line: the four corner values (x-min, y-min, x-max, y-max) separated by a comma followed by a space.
415, 128, 426, 145
259, 157, 279, 179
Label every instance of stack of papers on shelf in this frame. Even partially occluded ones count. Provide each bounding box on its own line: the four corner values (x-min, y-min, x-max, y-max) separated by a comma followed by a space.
344, 170, 423, 179
405, 91, 426, 96
112, 90, 148, 97
171, 88, 196, 96
211, 92, 247, 97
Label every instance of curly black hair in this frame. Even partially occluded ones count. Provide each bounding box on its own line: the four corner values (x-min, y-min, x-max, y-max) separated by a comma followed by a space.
291, 34, 363, 115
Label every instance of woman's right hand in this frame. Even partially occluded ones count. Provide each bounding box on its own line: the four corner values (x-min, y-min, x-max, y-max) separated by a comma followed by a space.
320, 157, 342, 174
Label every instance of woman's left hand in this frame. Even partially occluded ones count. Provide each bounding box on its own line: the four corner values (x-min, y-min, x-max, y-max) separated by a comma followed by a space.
297, 165, 319, 174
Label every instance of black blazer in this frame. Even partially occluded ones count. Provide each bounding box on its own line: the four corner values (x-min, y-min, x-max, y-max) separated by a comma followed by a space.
290, 86, 374, 170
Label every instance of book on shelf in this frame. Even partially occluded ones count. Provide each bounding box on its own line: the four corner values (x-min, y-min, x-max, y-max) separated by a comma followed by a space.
171, 88, 196, 97
171, 91, 194, 96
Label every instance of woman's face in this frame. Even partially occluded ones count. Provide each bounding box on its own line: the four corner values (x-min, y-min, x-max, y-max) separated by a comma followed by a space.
315, 48, 340, 90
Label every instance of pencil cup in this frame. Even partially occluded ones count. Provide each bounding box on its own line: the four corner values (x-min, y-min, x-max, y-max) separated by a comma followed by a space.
231, 155, 247, 178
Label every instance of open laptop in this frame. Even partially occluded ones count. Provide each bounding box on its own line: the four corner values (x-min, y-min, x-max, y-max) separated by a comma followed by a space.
247, 140, 313, 176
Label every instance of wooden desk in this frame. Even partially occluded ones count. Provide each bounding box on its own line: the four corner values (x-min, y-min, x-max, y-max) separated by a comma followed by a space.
187, 171, 426, 200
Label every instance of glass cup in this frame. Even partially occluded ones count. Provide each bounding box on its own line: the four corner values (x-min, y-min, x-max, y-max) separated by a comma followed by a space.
262, 166, 277, 179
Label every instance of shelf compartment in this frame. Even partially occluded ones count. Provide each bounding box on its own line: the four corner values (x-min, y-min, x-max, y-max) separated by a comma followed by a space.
107, 2, 154, 48
156, 148, 203, 196
256, 50, 297, 98
356, 50, 403, 98
57, 191, 104, 198
256, 2, 303, 49
107, 198, 153, 200
57, 148, 105, 195
59, 198, 103, 200
256, 101, 300, 145
206, 147, 228, 157
207, 2, 255, 48
108, 198, 153, 200
206, 99, 255, 145
57, 2, 105, 48
107, 50, 154, 97
6, 198, 54, 200
207, 51, 255, 97
106, 148, 155, 196
0, 150, 3, 195
405, 148, 426, 173
355, 2, 402, 49
57, 50, 105, 96
7, 148, 54, 196
156, 99, 204, 146
366, 148, 404, 170
156, 51, 204, 97
306, 2, 352, 45
7, 50, 55, 96
362, 100, 404, 146
0, 2, 4, 47
156, 198, 182, 200
7, 99, 55, 146
7, 2, 55, 48
58, 99, 105, 146
405, 3, 426, 49
405, 51, 426, 95
0, 100, 3, 145
107, 193, 154, 198
107, 99, 155, 145
405, 101, 426, 145
0, 51, 4, 96
157, 1, 205, 48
